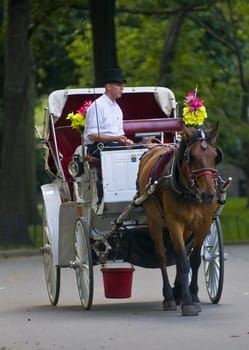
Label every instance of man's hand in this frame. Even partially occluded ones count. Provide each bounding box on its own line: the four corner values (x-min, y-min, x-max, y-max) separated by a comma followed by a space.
118, 136, 134, 145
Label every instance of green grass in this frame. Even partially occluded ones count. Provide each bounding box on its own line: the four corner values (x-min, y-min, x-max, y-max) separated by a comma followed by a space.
28, 224, 43, 248
1, 197, 247, 250
28, 196, 249, 247
220, 197, 249, 243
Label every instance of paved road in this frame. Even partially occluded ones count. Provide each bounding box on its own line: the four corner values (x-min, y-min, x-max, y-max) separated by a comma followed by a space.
0, 245, 249, 350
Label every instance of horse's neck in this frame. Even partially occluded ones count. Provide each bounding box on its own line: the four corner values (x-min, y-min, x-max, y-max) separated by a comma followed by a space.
175, 157, 192, 191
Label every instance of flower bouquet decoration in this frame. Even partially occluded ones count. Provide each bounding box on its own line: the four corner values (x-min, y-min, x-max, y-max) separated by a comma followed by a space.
182, 87, 207, 126
66, 99, 92, 133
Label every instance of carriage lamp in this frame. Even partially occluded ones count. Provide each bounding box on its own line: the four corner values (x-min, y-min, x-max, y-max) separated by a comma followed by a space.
68, 154, 84, 178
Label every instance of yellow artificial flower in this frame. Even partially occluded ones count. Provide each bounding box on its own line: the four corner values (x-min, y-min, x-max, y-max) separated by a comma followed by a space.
66, 100, 92, 133
182, 91, 208, 126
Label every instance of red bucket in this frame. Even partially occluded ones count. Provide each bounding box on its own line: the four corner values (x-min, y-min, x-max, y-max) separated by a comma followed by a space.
101, 267, 135, 298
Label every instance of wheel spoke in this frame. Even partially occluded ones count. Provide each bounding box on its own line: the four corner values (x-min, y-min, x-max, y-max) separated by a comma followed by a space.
74, 218, 93, 310
203, 218, 224, 304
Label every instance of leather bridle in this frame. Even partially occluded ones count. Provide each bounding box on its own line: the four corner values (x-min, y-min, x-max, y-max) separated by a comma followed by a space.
182, 129, 218, 189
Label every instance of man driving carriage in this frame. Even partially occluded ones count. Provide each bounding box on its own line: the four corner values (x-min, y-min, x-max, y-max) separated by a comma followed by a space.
83, 67, 134, 158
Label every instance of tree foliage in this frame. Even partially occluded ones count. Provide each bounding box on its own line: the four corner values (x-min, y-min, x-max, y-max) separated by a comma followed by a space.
1, 0, 249, 247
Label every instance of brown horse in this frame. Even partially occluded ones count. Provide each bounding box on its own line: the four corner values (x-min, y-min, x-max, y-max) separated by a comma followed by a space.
137, 123, 221, 316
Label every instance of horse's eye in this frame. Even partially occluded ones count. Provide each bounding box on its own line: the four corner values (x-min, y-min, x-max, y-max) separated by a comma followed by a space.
189, 154, 195, 162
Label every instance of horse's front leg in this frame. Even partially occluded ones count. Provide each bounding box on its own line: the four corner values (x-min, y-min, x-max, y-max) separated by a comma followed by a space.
147, 220, 176, 311
174, 244, 202, 312
170, 227, 199, 316
161, 266, 177, 311
175, 249, 199, 316
189, 246, 202, 312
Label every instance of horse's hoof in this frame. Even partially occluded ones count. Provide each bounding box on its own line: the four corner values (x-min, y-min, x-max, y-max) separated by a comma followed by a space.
174, 297, 182, 306
193, 302, 201, 312
163, 299, 177, 311
181, 304, 199, 316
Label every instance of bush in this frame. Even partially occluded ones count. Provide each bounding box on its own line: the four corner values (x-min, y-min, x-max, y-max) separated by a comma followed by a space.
220, 197, 249, 242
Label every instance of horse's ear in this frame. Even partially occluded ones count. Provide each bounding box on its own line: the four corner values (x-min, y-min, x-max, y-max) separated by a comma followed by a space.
209, 122, 220, 143
181, 122, 192, 139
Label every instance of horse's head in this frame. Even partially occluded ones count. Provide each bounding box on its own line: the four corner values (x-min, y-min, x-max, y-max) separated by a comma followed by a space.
178, 123, 222, 204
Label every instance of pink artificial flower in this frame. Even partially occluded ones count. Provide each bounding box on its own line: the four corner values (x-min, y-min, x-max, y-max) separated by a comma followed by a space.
184, 91, 204, 112
185, 92, 195, 104
190, 98, 203, 112
77, 99, 92, 116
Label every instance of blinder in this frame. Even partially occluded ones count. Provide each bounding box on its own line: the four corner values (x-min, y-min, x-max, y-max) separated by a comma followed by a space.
215, 146, 223, 165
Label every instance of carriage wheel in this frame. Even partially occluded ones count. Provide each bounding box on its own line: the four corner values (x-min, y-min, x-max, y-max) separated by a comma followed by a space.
42, 211, 60, 306
74, 218, 94, 310
202, 217, 224, 304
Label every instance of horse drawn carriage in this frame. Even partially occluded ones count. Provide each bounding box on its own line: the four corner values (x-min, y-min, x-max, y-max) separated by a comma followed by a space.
40, 86, 231, 316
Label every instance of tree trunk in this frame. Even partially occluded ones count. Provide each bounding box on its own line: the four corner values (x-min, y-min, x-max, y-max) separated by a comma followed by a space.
159, 10, 187, 86
0, 0, 37, 247
90, 0, 118, 86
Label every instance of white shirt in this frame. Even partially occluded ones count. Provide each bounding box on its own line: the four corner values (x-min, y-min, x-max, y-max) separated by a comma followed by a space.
83, 94, 124, 144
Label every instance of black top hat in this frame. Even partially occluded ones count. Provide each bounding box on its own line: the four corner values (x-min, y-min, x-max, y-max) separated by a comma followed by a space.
101, 68, 127, 85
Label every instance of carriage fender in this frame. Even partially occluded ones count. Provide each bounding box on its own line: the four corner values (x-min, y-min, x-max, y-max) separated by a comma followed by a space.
41, 183, 61, 265
58, 201, 79, 266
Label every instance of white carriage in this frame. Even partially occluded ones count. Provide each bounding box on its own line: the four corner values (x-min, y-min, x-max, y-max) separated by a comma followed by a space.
40, 86, 229, 309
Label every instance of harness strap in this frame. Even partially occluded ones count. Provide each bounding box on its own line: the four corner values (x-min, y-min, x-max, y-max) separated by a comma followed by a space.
163, 155, 203, 202
147, 147, 175, 184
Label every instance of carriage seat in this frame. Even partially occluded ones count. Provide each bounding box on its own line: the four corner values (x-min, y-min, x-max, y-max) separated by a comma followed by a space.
123, 117, 182, 143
